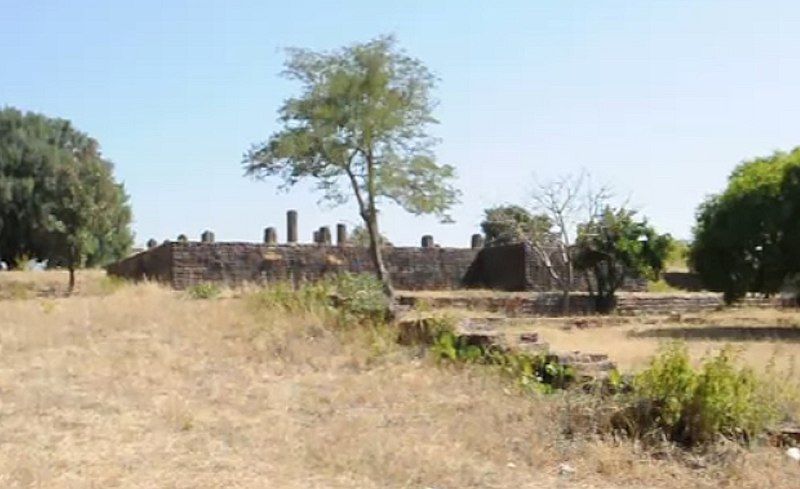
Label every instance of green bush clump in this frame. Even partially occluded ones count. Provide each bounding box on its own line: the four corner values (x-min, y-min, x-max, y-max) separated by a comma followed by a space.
187, 283, 221, 300
429, 325, 574, 392
625, 342, 778, 446
327, 272, 389, 323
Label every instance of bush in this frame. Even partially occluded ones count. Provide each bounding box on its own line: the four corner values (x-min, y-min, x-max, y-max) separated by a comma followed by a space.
327, 273, 389, 323
625, 342, 778, 446
187, 283, 221, 300
429, 323, 574, 392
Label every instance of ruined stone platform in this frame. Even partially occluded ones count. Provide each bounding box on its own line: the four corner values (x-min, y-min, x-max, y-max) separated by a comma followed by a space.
396, 316, 615, 381
397, 290, 726, 317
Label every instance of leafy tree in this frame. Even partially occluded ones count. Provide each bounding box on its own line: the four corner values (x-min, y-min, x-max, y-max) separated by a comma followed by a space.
349, 224, 392, 247
0, 107, 133, 289
575, 207, 671, 312
244, 36, 459, 298
690, 148, 800, 303
480, 205, 552, 246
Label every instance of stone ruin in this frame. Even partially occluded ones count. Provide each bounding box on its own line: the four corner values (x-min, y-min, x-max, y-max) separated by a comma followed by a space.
107, 209, 647, 294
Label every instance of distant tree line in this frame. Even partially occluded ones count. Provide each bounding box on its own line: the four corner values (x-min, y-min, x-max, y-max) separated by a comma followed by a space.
0, 107, 133, 290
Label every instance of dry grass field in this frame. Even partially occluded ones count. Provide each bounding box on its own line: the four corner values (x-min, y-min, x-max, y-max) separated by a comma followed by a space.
1, 271, 800, 488
526, 308, 800, 375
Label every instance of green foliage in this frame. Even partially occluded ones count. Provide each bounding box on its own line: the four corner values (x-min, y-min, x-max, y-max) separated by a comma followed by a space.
0, 107, 133, 279
243, 36, 459, 295
574, 207, 671, 312
480, 205, 553, 246
349, 224, 392, 247
690, 147, 800, 302
187, 283, 221, 300
628, 342, 778, 446
429, 327, 574, 392
665, 240, 690, 272
327, 272, 390, 323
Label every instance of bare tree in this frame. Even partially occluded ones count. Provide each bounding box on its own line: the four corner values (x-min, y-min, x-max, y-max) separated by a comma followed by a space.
530, 172, 612, 314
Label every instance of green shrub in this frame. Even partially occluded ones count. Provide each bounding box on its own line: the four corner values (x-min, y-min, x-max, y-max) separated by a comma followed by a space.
627, 342, 779, 446
429, 325, 574, 392
327, 272, 389, 323
187, 283, 221, 300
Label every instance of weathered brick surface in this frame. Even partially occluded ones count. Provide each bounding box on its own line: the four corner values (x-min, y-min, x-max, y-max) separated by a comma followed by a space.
108, 242, 479, 290
107, 240, 646, 294
463, 243, 647, 292
397, 292, 725, 317
106, 244, 172, 283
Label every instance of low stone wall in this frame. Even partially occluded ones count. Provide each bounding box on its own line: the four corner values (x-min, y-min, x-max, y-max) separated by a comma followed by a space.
397, 292, 725, 317
106, 244, 172, 283
109, 242, 479, 290
463, 244, 529, 291
663, 272, 705, 291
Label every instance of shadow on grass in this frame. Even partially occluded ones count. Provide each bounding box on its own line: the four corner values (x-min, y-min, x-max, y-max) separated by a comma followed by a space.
629, 325, 800, 342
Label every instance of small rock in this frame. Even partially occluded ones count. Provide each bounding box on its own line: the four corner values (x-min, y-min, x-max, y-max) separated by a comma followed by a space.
558, 462, 576, 476
786, 447, 800, 462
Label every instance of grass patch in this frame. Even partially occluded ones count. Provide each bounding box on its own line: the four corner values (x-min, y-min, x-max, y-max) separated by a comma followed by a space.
186, 282, 221, 300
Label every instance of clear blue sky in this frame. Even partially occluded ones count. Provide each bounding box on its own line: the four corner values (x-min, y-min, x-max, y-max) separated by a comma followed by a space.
2, 1, 799, 247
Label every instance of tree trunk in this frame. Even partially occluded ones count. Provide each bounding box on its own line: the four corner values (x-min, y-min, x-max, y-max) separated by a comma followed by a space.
561, 288, 570, 316
361, 147, 394, 302
562, 247, 573, 315
364, 211, 394, 300
68, 265, 76, 295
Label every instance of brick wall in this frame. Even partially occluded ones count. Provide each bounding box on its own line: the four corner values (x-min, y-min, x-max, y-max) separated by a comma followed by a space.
462, 243, 647, 292
109, 242, 479, 290
106, 244, 172, 283
397, 292, 725, 317
106, 240, 652, 292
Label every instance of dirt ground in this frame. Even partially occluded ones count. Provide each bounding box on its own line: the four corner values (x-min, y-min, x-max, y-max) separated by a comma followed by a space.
1, 271, 799, 488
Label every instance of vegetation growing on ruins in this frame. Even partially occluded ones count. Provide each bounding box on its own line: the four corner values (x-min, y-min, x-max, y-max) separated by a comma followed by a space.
0, 107, 133, 290
243, 36, 460, 299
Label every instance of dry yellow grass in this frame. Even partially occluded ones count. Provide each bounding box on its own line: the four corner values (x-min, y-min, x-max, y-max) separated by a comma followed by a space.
0, 269, 108, 299
1, 272, 799, 488
522, 309, 800, 374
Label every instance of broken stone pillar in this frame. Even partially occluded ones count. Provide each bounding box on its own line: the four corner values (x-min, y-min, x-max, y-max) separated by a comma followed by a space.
320, 226, 332, 245
337, 224, 347, 246
313, 230, 320, 244
471, 234, 484, 249
201, 230, 215, 243
287, 210, 298, 244
146, 238, 158, 249
264, 227, 277, 245
421, 235, 434, 248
